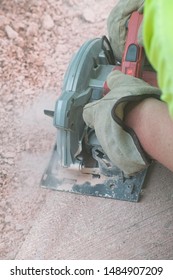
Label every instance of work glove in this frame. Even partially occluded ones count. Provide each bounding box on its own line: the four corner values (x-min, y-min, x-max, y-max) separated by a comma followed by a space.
83, 70, 161, 175
107, 0, 144, 61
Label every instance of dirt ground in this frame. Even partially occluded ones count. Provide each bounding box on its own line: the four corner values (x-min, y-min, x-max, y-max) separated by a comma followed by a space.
0, 0, 117, 259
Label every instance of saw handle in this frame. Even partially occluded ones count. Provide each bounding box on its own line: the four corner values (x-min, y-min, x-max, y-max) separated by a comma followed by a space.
120, 11, 157, 87
103, 11, 157, 95
121, 11, 144, 78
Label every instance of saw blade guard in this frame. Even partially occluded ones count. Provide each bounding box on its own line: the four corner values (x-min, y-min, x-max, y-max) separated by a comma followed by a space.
53, 38, 114, 168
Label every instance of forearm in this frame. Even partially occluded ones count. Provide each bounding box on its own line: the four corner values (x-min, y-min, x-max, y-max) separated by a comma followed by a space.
125, 98, 173, 172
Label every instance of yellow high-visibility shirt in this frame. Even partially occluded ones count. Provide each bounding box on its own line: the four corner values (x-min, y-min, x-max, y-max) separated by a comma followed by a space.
143, 0, 173, 117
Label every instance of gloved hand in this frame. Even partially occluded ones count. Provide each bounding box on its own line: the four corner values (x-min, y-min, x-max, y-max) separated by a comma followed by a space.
107, 0, 144, 61
83, 70, 161, 175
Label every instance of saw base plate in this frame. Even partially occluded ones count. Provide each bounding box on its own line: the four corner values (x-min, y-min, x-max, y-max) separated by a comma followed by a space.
41, 145, 148, 202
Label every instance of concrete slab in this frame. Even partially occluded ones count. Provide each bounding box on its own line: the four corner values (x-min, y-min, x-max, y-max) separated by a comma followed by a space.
16, 163, 173, 260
